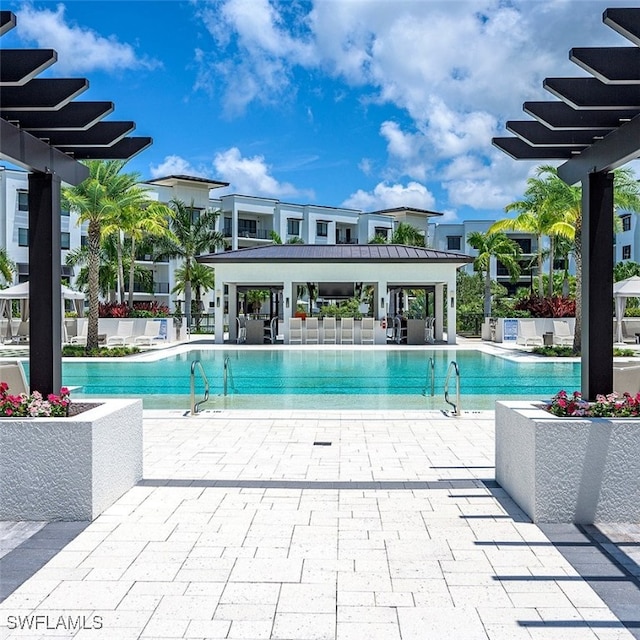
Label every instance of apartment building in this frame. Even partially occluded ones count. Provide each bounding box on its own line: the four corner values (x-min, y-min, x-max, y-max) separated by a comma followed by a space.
0, 169, 442, 311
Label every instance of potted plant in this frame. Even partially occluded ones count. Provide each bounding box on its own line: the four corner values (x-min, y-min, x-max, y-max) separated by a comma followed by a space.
495, 391, 640, 524
0, 384, 142, 521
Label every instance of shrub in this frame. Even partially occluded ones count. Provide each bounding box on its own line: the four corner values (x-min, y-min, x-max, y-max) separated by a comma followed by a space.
515, 295, 575, 318
547, 389, 640, 417
0, 383, 71, 417
62, 345, 140, 357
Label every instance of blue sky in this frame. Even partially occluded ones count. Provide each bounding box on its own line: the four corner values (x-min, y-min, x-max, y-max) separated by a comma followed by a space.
4, 0, 639, 223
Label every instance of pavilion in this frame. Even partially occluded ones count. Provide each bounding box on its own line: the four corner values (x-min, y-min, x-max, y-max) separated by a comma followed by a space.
199, 244, 473, 345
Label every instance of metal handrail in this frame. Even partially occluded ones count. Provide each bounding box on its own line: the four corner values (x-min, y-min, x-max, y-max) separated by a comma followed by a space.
190, 360, 210, 415
424, 356, 435, 396
444, 360, 461, 416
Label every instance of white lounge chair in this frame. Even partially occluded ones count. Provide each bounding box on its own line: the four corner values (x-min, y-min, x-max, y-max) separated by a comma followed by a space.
134, 320, 165, 346
552, 320, 574, 346
0, 360, 28, 395
264, 317, 278, 344
340, 317, 354, 344
322, 317, 337, 344
516, 319, 544, 347
289, 317, 303, 344
425, 317, 435, 344
393, 316, 407, 344
69, 318, 88, 345
360, 317, 375, 344
106, 320, 135, 346
305, 317, 319, 344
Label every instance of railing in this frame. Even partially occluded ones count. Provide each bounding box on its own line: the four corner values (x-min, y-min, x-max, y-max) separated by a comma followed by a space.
223, 355, 236, 396
444, 360, 461, 416
190, 360, 210, 415
423, 356, 435, 397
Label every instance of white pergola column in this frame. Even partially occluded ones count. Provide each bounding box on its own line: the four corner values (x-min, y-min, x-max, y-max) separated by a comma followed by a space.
223, 283, 237, 344
283, 280, 294, 343
377, 280, 388, 345
232, 204, 239, 251
435, 284, 444, 342
446, 279, 457, 345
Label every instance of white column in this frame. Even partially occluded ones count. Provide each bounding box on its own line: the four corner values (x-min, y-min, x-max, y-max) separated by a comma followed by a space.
283, 280, 294, 343
446, 279, 457, 345
232, 204, 239, 251
215, 282, 231, 344
377, 280, 388, 345
435, 284, 444, 342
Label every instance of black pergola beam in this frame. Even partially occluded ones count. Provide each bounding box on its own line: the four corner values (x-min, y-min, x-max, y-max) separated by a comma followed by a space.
491, 137, 576, 160
36, 121, 135, 147
570, 47, 640, 84
506, 120, 608, 146
604, 8, 640, 46
0, 119, 89, 185
557, 113, 640, 185
0, 78, 88, 110
544, 77, 640, 109
523, 101, 639, 130
1, 101, 115, 130
0, 49, 57, 85
0, 11, 16, 36
67, 136, 152, 160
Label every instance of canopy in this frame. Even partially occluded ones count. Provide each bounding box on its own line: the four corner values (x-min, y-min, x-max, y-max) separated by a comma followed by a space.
614, 276, 640, 343
0, 282, 85, 341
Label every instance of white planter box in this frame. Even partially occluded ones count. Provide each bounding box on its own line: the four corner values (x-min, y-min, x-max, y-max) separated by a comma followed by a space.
0, 399, 143, 521
495, 400, 640, 524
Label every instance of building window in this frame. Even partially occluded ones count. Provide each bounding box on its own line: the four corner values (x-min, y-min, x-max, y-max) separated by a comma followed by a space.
61, 232, 70, 250
622, 215, 632, 232
17, 191, 28, 212
316, 221, 328, 237
287, 219, 300, 235
18, 228, 28, 247
623, 245, 632, 260
61, 208, 70, 217
238, 219, 257, 237
447, 236, 462, 251
223, 217, 232, 236
514, 238, 532, 253
80, 235, 88, 247
374, 227, 388, 240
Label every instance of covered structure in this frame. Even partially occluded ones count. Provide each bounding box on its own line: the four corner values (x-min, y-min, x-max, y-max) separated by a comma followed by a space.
614, 275, 640, 343
199, 244, 473, 345
0, 10, 151, 393
493, 7, 640, 399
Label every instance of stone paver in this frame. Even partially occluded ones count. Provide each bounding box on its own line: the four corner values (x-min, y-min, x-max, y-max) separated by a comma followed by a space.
0, 409, 637, 639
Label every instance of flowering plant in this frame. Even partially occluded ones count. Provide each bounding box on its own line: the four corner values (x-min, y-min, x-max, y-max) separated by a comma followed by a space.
0, 383, 71, 417
546, 389, 640, 418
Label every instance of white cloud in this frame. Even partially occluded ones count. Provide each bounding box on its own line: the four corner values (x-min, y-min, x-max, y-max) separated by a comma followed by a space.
149, 155, 204, 179
15, 3, 160, 74
343, 181, 436, 212
213, 147, 303, 198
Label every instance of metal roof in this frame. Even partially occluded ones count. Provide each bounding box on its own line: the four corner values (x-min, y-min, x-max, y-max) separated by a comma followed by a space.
492, 7, 640, 185
0, 10, 152, 185
199, 244, 473, 264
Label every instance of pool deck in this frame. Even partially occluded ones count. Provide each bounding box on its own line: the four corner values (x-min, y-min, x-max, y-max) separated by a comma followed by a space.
1, 409, 639, 640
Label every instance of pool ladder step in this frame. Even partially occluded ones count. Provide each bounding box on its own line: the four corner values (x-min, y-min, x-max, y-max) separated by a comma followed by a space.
444, 360, 461, 416
190, 360, 210, 415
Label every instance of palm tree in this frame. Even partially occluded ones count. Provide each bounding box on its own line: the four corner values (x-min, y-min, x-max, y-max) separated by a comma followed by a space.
467, 231, 522, 317
62, 160, 147, 349
103, 200, 173, 306
154, 199, 225, 331
391, 223, 426, 247
172, 262, 215, 330
0, 248, 15, 285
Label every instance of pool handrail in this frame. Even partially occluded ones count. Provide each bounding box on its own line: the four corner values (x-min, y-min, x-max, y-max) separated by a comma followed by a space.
444, 360, 461, 416
424, 356, 435, 397
190, 359, 210, 415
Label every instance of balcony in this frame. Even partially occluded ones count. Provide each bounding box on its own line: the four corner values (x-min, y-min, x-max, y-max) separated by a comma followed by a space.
123, 282, 170, 294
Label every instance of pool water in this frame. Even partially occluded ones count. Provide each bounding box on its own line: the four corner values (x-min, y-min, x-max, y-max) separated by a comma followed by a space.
57, 349, 580, 411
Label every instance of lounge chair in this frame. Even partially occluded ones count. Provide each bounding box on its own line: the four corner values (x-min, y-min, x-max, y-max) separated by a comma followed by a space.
340, 317, 354, 344
322, 317, 337, 344
69, 318, 88, 345
360, 317, 375, 345
106, 320, 135, 346
134, 320, 165, 346
425, 317, 435, 344
552, 320, 574, 346
289, 317, 303, 344
516, 319, 544, 347
236, 317, 246, 344
0, 360, 28, 394
264, 317, 278, 344
305, 317, 319, 344
393, 316, 407, 344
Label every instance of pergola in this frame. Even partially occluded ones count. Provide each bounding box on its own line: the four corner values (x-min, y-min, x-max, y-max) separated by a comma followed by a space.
0, 10, 152, 394
493, 7, 640, 400
199, 244, 473, 344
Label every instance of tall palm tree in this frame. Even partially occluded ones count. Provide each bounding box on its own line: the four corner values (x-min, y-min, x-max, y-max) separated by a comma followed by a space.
467, 231, 522, 317
102, 200, 173, 306
172, 262, 215, 331
391, 222, 426, 247
155, 199, 225, 331
62, 160, 147, 349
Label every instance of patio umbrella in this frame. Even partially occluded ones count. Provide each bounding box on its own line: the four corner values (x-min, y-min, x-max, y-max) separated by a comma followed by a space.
613, 276, 640, 343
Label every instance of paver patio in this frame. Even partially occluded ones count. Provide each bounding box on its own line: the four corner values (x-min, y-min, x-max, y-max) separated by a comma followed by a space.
0, 409, 637, 639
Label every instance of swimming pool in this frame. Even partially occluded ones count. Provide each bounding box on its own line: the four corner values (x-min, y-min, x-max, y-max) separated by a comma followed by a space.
55, 348, 580, 411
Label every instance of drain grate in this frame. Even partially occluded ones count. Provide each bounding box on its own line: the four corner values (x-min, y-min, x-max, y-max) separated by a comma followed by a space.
313, 441, 332, 446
